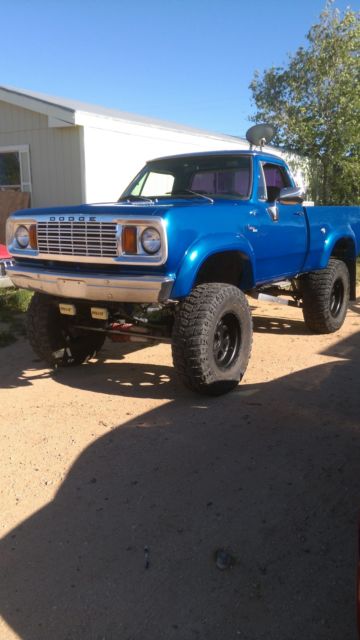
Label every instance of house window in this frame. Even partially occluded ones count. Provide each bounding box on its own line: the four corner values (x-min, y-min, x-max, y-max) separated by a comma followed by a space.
0, 152, 21, 190
0, 146, 32, 193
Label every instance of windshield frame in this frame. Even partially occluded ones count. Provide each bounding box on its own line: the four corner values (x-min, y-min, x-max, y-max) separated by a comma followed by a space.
120, 154, 254, 202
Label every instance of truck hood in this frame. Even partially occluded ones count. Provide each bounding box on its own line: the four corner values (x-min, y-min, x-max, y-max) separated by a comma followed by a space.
9, 198, 217, 220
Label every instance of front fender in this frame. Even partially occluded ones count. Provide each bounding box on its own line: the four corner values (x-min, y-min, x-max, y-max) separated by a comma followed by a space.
170, 233, 256, 299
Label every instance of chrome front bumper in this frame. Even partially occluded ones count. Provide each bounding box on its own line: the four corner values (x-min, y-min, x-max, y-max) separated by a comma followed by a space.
7, 264, 174, 303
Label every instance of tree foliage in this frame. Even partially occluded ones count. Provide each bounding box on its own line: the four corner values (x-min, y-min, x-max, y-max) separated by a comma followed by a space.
250, 3, 360, 204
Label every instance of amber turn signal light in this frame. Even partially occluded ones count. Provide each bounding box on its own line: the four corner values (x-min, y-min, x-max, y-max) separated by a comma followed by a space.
29, 224, 37, 249
122, 226, 137, 254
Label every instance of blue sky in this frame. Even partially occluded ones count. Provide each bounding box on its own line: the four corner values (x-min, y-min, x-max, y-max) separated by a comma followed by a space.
1, 0, 356, 137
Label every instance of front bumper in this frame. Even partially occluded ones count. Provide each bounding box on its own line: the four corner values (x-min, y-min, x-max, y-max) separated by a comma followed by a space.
7, 264, 174, 303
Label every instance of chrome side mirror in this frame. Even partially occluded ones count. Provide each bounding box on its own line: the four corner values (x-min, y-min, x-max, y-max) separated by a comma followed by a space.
278, 186, 304, 204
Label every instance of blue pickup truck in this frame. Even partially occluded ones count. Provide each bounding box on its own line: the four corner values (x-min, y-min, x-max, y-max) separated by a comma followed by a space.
6, 146, 360, 395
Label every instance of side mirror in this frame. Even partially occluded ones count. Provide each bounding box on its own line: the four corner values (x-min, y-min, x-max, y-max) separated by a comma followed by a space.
278, 186, 304, 205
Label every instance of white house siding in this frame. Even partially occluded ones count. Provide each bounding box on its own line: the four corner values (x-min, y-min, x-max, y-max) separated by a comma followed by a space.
0, 101, 84, 208
0, 86, 307, 208
81, 114, 306, 204
81, 114, 254, 203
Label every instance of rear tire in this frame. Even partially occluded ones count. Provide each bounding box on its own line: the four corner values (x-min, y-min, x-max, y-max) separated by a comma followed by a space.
27, 293, 106, 367
172, 283, 252, 396
301, 258, 350, 333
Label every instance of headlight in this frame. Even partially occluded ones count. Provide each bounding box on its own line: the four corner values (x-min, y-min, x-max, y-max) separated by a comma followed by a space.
15, 225, 30, 249
141, 227, 161, 254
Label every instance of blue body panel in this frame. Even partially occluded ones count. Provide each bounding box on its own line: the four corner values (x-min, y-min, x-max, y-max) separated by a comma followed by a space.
8, 151, 360, 300
302, 206, 360, 270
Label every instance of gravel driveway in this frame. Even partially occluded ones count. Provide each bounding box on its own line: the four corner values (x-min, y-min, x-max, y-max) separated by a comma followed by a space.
1, 297, 359, 640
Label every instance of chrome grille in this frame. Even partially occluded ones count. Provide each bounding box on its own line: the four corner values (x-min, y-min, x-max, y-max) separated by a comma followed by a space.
37, 221, 118, 257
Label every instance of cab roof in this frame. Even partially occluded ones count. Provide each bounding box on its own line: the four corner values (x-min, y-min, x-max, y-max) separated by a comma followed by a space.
149, 149, 285, 165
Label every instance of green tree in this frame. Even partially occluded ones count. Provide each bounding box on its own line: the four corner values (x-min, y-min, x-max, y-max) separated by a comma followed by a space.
250, 3, 360, 205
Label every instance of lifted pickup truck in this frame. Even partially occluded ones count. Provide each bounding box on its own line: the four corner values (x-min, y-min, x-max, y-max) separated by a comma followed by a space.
6, 142, 360, 395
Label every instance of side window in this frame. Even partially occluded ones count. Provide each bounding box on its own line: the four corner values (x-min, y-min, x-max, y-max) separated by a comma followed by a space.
262, 163, 291, 202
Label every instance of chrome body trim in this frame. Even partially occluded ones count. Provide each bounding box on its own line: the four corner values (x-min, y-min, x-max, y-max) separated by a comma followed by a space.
7, 264, 175, 303
7, 214, 168, 266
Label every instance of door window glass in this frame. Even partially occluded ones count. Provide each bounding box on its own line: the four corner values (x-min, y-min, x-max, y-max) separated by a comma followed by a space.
262, 163, 291, 201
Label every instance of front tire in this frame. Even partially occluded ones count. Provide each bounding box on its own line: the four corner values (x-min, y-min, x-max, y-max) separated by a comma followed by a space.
27, 293, 106, 367
301, 258, 350, 333
172, 283, 253, 396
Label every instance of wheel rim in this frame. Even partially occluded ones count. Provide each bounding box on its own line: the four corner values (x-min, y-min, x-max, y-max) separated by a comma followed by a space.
53, 322, 88, 365
213, 313, 241, 369
330, 278, 344, 318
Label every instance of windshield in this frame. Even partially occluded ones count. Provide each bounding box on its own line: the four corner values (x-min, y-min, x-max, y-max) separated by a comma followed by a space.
120, 155, 252, 201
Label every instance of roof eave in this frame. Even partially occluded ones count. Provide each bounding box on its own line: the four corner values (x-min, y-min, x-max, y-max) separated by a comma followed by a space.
0, 86, 76, 126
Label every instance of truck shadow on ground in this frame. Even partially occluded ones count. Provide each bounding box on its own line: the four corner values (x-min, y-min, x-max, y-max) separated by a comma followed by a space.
252, 313, 309, 335
1, 331, 359, 640
2, 296, 358, 391
0, 340, 161, 392
0, 315, 312, 394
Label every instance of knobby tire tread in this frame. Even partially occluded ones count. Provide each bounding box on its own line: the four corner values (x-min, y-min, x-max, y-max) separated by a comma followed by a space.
27, 293, 105, 367
172, 283, 252, 396
301, 258, 350, 333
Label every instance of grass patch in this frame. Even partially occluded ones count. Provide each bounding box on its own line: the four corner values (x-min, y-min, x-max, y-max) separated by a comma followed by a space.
0, 288, 33, 346
0, 287, 33, 315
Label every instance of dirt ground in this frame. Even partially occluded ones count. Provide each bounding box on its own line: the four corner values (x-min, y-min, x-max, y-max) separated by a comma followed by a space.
0, 295, 359, 640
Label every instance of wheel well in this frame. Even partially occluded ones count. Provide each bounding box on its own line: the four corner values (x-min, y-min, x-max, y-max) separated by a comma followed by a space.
331, 238, 357, 300
194, 251, 254, 290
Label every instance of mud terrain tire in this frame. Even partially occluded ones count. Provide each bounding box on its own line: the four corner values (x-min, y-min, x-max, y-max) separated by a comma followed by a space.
301, 258, 350, 333
27, 293, 105, 367
172, 283, 252, 396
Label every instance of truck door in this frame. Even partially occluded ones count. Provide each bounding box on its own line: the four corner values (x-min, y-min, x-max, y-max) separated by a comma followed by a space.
245, 160, 308, 283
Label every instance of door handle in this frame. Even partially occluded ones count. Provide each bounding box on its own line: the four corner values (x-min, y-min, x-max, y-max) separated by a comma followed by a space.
294, 210, 304, 216
247, 225, 258, 233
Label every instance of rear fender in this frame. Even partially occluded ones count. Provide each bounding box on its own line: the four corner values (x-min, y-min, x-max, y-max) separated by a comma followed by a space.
326, 233, 358, 300
320, 229, 357, 268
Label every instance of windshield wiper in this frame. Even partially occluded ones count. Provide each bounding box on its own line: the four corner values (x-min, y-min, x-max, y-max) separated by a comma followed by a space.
118, 194, 155, 203
173, 189, 214, 203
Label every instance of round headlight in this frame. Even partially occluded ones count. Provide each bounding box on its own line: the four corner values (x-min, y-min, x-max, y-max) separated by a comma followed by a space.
141, 227, 161, 254
15, 225, 30, 249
